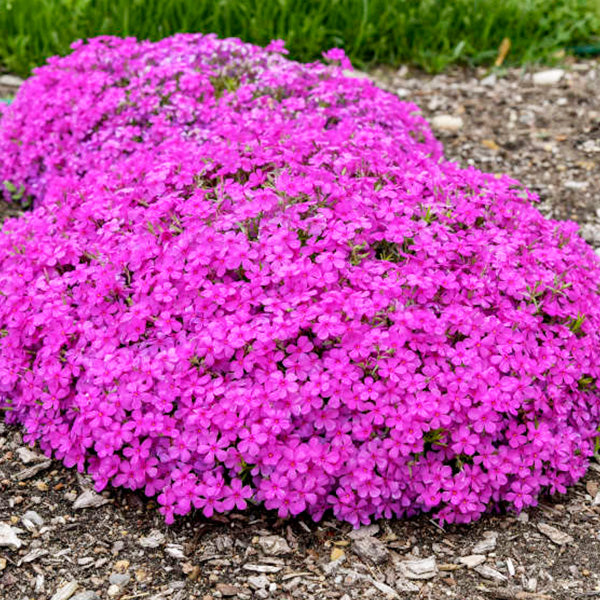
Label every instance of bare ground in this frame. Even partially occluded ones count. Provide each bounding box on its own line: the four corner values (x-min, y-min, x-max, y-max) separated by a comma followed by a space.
0, 59, 600, 600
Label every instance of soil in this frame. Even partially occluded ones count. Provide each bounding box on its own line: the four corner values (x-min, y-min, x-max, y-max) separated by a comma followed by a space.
0, 59, 599, 600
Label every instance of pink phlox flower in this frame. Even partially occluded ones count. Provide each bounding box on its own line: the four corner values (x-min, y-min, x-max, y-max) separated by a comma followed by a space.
322, 48, 352, 70
451, 425, 479, 456
220, 478, 253, 511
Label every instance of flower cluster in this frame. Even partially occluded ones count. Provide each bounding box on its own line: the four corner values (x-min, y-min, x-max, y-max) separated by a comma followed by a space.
1, 34, 599, 527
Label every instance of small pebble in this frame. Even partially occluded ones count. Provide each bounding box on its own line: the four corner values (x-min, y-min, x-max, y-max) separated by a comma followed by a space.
73, 489, 109, 510
50, 581, 79, 600
108, 573, 130, 587
72, 593, 101, 600
139, 529, 166, 548
431, 114, 464, 132
0, 522, 22, 550
532, 69, 565, 86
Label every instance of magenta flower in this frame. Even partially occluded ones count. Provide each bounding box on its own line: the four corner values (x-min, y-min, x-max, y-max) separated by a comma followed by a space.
451, 426, 480, 456
221, 478, 253, 511
505, 481, 535, 511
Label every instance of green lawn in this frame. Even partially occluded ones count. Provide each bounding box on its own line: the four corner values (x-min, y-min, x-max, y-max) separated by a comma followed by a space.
0, 0, 598, 76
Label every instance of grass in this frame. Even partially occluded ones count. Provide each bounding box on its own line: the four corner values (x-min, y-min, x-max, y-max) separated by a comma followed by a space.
0, 0, 598, 77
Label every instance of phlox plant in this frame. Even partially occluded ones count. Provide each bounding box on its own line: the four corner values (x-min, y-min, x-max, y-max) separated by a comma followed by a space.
0, 34, 599, 527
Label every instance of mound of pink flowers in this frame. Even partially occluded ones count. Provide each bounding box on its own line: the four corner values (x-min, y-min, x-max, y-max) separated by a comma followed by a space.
1, 35, 600, 527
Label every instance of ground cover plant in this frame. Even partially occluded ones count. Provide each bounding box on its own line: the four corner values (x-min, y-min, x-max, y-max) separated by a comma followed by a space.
1, 34, 600, 528
0, 0, 599, 77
